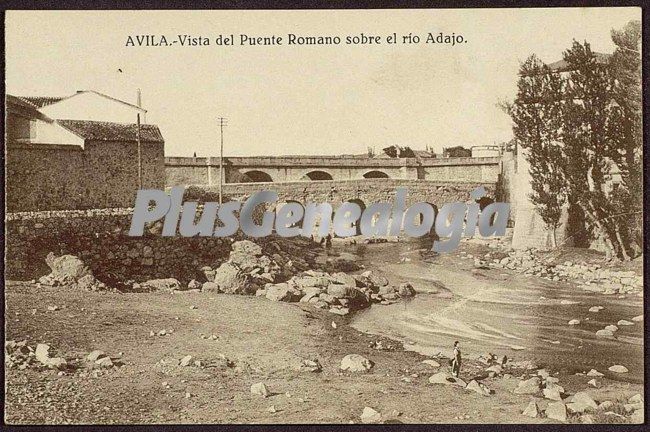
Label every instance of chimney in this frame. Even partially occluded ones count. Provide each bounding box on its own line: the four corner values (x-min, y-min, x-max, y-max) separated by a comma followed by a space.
136, 88, 142, 108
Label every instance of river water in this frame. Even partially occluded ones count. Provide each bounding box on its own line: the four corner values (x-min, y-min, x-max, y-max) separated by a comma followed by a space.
336, 238, 643, 383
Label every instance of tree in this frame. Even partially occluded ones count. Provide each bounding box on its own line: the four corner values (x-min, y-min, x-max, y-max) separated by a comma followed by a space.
608, 20, 642, 253
505, 55, 567, 247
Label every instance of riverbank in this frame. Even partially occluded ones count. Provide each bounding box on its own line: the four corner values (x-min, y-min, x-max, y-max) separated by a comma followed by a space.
5, 236, 644, 424
5, 277, 642, 424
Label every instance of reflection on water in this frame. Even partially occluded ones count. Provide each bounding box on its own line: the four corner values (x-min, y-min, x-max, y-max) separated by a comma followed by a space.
336, 238, 643, 383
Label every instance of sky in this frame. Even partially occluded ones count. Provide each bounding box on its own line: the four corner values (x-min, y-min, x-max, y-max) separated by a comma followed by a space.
5, 8, 641, 157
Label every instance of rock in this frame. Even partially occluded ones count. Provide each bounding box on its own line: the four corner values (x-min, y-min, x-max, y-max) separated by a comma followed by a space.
586, 369, 603, 377
631, 314, 643, 322
212, 262, 250, 294
187, 279, 202, 290
580, 414, 595, 424
141, 278, 181, 292
250, 382, 270, 397
587, 379, 600, 388
265, 284, 299, 302
608, 365, 628, 373
428, 371, 466, 387
596, 329, 615, 338
571, 392, 598, 411
630, 409, 644, 424
47, 357, 68, 370
543, 388, 563, 401
360, 407, 382, 424
300, 292, 319, 303
522, 401, 539, 418
629, 394, 643, 404
340, 354, 373, 372
625, 402, 643, 412
422, 359, 440, 368
617, 319, 634, 326
300, 359, 322, 373
329, 307, 350, 316
201, 281, 221, 293
44, 253, 91, 281
588, 306, 604, 313
180, 355, 193, 367
513, 377, 541, 395
537, 369, 549, 379
486, 365, 502, 376
397, 282, 416, 297
47, 305, 59, 311
466, 380, 491, 396
266, 405, 276, 413
598, 400, 614, 410
87, 350, 106, 362
327, 284, 354, 299
35, 344, 51, 364
95, 357, 113, 368
604, 325, 618, 332
545, 401, 567, 422
568, 319, 580, 325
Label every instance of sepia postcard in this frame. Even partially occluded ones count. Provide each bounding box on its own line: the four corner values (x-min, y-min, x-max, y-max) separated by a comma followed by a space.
3, 6, 645, 427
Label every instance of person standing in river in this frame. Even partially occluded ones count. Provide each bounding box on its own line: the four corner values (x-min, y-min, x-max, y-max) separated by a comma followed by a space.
451, 341, 462, 378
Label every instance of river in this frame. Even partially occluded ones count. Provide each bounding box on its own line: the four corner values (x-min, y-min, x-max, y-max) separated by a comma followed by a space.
334, 238, 644, 383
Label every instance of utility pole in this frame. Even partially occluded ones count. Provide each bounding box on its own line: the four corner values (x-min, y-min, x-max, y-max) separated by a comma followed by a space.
136, 113, 143, 190
218, 117, 228, 205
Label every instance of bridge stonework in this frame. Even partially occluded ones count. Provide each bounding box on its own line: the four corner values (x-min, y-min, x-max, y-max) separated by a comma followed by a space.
204, 179, 497, 208
165, 156, 501, 185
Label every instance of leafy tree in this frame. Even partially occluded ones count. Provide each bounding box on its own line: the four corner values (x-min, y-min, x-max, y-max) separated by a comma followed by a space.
506, 55, 567, 247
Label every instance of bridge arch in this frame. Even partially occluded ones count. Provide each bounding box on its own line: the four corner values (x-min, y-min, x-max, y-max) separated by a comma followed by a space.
362, 170, 390, 179
241, 169, 274, 183
301, 170, 334, 181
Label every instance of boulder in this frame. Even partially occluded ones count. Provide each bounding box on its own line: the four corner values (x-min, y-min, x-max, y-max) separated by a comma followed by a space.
201, 281, 221, 293
87, 350, 106, 362
545, 401, 567, 422
513, 377, 541, 395
340, 354, 373, 372
631, 314, 643, 322
568, 319, 580, 325
588, 306, 604, 313
587, 379, 599, 388
141, 278, 182, 292
604, 325, 618, 332
35, 344, 51, 365
608, 365, 628, 373
617, 319, 634, 326
327, 284, 353, 299
466, 380, 491, 396
596, 329, 614, 338
45, 253, 91, 281
571, 392, 598, 411
543, 388, 562, 401
212, 262, 250, 294
522, 401, 539, 418
265, 284, 300, 302
629, 394, 643, 404
180, 355, 193, 367
422, 359, 440, 368
360, 407, 382, 424
187, 279, 202, 290
586, 369, 603, 377
630, 409, 644, 424
250, 382, 270, 397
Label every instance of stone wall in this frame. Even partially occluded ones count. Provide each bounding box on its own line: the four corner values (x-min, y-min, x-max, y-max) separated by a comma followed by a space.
6, 140, 165, 212
215, 178, 497, 207
5, 208, 320, 286
5, 209, 232, 284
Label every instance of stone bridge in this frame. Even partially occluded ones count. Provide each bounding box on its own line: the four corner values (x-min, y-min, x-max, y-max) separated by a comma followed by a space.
165, 155, 501, 185
199, 179, 498, 210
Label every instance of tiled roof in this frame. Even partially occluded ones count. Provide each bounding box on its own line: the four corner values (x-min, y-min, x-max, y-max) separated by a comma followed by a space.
17, 96, 66, 108
57, 120, 164, 143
